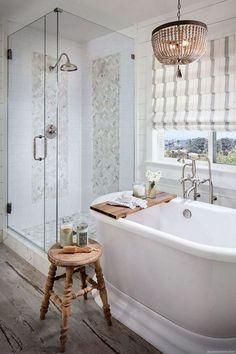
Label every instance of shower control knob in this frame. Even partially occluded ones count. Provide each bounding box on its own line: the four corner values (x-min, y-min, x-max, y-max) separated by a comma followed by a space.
45, 124, 57, 139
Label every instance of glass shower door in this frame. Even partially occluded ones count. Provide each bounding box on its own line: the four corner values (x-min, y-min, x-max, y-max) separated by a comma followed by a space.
7, 16, 55, 250
7, 11, 68, 251
44, 11, 59, 250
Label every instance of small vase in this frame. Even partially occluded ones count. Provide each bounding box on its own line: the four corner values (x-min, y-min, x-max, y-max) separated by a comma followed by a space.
147, 181, 157, 199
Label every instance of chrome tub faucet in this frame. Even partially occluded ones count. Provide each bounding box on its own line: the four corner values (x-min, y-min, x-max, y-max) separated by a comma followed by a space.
178, 152, 217, 204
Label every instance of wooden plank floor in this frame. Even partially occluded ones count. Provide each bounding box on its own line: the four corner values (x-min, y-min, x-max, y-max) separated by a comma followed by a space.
0, 244, 162, 354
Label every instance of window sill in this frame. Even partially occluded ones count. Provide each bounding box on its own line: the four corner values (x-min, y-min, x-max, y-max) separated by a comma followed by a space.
145, 159, 236, 175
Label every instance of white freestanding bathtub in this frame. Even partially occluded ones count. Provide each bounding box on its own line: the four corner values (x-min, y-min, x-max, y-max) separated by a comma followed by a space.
91, 193, 236, 354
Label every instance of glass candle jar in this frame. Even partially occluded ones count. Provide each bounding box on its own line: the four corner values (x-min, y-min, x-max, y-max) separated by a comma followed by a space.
77, 222, 88, 246
60, 223, 73, 247
132, 182, 146, 199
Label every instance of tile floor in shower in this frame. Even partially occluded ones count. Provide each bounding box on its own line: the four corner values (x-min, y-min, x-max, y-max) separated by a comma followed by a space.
22, 213, 97, 251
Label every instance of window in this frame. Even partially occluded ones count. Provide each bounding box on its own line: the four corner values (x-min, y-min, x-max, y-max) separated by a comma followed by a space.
165, 131, 208, 158
157, 130, 236, 166
214, 132, 236, 165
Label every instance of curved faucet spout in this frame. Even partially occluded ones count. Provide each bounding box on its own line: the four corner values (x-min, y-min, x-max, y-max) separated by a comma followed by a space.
186, 185, 196, 198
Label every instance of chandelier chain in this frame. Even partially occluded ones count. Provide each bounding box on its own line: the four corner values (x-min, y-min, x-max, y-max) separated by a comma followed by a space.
177, 0, 181, 21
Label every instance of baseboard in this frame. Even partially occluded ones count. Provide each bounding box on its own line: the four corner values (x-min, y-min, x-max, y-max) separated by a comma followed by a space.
3, 228, 50, 276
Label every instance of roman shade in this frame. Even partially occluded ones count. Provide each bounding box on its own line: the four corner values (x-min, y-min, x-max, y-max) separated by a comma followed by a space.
152, 34, 236, 131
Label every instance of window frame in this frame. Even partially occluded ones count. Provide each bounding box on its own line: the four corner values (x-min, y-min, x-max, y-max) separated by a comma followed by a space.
153, 129, 236, 171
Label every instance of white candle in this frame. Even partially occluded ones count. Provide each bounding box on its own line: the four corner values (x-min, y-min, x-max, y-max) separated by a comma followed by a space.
133, 184, 146, 198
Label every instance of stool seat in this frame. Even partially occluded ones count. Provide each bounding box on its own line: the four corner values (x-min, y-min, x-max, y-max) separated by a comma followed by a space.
48, 240, 102, 267
40, 238, 111, 353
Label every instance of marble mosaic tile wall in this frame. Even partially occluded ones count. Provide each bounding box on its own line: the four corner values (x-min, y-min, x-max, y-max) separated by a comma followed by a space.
22, 212, 96, 251
32, 52, 68, 203
92, 54, 120, 197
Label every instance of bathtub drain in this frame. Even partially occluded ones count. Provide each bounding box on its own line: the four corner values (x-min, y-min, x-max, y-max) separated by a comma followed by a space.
183, 209, 192, 219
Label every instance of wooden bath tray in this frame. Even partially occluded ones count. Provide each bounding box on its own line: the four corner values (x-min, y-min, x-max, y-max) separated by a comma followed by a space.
90, 191, 176, 219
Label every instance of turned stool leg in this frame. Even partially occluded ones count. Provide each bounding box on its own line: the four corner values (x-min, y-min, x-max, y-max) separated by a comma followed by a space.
94, 259, 112, 326
80, 266, 88, 300
40, 263, 57, 320
60, 266, 74, 353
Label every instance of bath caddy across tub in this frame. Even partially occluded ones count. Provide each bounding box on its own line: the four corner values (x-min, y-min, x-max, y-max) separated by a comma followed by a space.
90, 191, 176, 219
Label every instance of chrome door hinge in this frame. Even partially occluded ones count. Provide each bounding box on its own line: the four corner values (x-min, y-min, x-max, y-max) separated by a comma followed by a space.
7, 203, 12, 214
7, 49, 12, 60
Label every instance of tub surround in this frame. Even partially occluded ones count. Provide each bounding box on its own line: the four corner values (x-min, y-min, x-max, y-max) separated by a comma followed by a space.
91, 192, 236, 354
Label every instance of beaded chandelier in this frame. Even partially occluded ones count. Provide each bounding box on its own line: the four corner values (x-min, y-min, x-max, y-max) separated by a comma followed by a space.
152, 0, 208, 77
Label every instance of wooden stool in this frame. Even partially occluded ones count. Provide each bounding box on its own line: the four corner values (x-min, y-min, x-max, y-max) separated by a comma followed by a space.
40, 240, 112, 352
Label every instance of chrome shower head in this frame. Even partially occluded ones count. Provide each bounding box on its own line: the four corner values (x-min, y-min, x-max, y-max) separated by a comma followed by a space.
49, 53, 78, 72
60, 61, 77, 72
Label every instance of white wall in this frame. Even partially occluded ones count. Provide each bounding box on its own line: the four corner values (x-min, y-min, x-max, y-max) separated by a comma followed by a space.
135, 0, 236, 208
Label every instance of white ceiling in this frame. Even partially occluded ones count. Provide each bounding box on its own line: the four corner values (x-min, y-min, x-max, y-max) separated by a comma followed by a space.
0, 0, 204, 32
22, 11, 118, 44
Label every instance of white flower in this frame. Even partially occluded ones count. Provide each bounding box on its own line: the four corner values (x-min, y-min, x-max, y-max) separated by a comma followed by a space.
146, 170, 162, 182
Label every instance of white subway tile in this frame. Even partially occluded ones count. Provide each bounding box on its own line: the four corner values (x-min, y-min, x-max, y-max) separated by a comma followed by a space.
137, 88, 146, 105
137, 119, 146, 134
0, 41, 3, 57
136, 57, 147, 74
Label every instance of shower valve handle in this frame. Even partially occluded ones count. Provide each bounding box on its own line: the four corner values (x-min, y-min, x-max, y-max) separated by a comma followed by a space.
33, 135, 47, 161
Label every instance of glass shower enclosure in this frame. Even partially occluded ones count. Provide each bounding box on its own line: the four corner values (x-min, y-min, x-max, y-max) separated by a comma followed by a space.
7, 8, 134, 251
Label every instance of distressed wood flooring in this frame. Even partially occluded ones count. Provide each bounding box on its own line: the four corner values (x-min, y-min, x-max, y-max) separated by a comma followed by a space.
0, 244, 162, 354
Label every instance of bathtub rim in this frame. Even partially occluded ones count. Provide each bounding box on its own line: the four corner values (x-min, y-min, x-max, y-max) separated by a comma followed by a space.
91, 193, 236, 263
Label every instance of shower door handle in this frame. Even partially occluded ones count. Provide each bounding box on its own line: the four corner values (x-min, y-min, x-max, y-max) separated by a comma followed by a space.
33, 135, 47, 161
